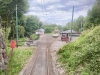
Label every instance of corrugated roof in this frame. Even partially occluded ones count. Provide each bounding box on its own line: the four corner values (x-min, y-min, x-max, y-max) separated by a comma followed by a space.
60, 30, 78, 34
36, 28, 44, 32
40, 28, 44, 31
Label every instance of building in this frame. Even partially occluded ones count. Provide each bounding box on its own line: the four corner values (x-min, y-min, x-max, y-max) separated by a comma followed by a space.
35, 28, 44, 35
60, 30, 80, 41
60, 30, 80, 36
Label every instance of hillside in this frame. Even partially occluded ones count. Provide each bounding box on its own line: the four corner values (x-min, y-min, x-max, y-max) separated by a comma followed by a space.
57, 26, 100, 75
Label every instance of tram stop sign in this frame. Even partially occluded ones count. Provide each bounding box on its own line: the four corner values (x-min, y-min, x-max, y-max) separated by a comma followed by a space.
10, 40, 16, 49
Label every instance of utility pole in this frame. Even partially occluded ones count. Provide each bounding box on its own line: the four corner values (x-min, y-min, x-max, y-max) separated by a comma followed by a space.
16, 4, 18, 47
70, 6, 74, 41
38, 19, 40, 37
81, 19, 83, 32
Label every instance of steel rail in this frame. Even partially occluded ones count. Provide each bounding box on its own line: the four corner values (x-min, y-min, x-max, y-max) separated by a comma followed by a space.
28, 36, 47, 75
46, 36, 57, 75
28, 41, 42, 75
26, 35, 57, 75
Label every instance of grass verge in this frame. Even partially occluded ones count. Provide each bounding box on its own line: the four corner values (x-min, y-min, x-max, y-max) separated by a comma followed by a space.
0, 47, 33, 75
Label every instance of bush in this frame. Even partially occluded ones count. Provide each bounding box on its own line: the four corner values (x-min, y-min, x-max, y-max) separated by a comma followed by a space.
57, 26, 100, 75
30, 34, 39, 40
0, 47, 33, 75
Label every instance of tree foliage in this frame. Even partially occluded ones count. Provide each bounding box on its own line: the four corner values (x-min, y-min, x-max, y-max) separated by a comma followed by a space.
84, 0, 100, 29
0, 0, 29, 41
24, 15, 39, 37
64, 16, 84, 32
18, 25, 25, 37
0, 0, 29, 26
64, 0, 100, 31
42, 24, 62, 33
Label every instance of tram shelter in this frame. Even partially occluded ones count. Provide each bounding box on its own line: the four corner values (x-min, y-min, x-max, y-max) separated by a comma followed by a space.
60, 30, 79, 42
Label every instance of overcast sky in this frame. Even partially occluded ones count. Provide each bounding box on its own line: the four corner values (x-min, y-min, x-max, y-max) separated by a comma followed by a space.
26, 0, 96, 26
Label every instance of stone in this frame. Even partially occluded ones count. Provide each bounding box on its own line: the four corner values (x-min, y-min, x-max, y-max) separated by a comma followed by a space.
0, 16, 8, 70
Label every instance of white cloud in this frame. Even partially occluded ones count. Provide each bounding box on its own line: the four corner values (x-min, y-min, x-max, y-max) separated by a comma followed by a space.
26, 0, 96, 26
66, 1, 80, 6
46, 5, 56, 10
36, 0, 60, 4
29, 7, 42, 11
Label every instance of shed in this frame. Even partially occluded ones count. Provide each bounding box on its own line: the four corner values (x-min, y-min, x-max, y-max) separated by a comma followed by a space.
35, 28, 44, 35
60, 30, 80, 36
60, 30, 80, 42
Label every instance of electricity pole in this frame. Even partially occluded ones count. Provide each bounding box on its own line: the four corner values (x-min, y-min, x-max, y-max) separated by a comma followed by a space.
16, 4, 18, 47
81, 19, 83, 32
70, 6, 74, 41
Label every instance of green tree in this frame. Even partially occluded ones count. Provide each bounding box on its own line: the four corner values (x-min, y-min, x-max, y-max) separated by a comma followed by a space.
64, 16, 84, 32
64, 22, 71, 30
43, 24, 61, 33
84, 0, 100, 28
18, 15, 27, 27
18, 25, 25, 37
8, 22, 15, 39
38, 21, 43, 29
0, 0, 29, 42
74, 16, 84, 32
0, 0, 29, 27
25, 15, 39, 37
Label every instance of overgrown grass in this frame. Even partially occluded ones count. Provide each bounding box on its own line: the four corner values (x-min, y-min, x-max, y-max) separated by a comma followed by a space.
8, 37, 28, 47
18, 37, 28, 42
0, 47, 33, 75
17, 37, 28, 46
57, 26, 100, 75
30, 34, 39, 40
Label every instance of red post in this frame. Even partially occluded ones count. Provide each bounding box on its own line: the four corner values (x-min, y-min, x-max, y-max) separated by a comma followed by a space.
10, 40, 16, 57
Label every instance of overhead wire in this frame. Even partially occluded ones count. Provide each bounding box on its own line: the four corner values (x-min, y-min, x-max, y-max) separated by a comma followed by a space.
40, 0, 43, 21
43, 0, 46, 16
40, 0, 47, 25
41, 0, 64, 25
43, 0, 48, 21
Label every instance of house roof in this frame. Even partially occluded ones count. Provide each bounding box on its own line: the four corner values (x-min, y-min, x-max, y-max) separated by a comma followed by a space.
40, 28, 44, 31
60, 30, 78, 34
36, 28, 44, 32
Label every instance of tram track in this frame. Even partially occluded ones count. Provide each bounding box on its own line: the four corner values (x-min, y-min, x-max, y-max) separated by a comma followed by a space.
46, 36, 56, 75
23, 35, 57, 75
28, 41, 42, 75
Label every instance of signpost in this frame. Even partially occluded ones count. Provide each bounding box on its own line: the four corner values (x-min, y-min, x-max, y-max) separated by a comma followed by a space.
10, 40, 16, 49
10, 40, 16, 56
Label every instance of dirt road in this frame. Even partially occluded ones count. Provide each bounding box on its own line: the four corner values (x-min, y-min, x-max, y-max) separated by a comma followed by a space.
19, 34, 78, 75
